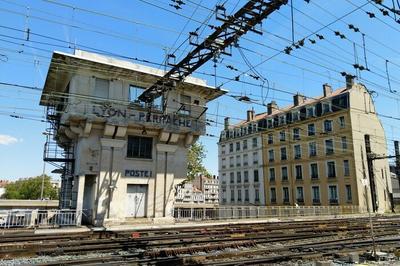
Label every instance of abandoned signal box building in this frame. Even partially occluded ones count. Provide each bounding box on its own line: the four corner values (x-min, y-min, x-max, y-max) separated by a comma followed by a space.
40, 50, 225, 226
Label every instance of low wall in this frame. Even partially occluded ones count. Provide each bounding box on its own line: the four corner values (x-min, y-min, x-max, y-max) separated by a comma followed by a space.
0, 200, 59, 210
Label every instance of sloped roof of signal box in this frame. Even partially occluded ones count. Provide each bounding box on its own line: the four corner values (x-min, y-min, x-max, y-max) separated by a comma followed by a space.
233, 87, 349, 128
40, 50, 227, 106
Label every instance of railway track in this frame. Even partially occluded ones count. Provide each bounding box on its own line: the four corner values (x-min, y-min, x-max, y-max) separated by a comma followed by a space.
0, 215, 399, 265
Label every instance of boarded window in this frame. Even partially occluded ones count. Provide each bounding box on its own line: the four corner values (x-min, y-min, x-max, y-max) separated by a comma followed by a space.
94, 78, 109, 99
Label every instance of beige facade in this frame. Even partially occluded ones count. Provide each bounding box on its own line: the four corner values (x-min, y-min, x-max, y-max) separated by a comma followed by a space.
260, 81, 391, 213
40, 50, 225, 226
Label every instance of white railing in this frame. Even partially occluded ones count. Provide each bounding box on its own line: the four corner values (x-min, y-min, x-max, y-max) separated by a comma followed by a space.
173, 205, 365, 222
0, 209, 82, 229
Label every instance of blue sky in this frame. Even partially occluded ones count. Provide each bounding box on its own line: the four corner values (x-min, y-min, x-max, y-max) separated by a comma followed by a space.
0, 0, 400, 180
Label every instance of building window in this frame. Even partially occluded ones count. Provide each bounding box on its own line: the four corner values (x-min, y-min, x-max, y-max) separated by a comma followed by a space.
269, 168, 276, 181
296, 187, 304, 203
252, 137, 258, 148
94, 78, 109, 98
230, 172, 234, 184
283, 187, 290, 203
309, 142, 317, 157
310, 163, 318, 179
312, 186, 320, 203
254, 170, 259, 182
341, 136, 348, 150
345, 185, 352, 202
269, 149, 275, 162
221, 173, 226, 184
308, 124, 315, 136
344, 160, 350, 176
292, 111, 299, 121
231, 189, 235, 201
325, 139, 334, 155
280, 147, 287, 161
255, 189, 260, 202
329, 185, 338, 204
221, 145, 226, 155
229, 157, 234, 168
237, 189, 242, 202
243, 154, 248, 166
236, 155, 241, 167
327, 161, 336, 178
229, 143, 233, 153
324, 120, 333, 132
222, 189, 226, 203
127, 136, 152, 159
282, 166, 288, 181
268, 134, 274, 144
307, 107, 315, 117
236, 142, 241, 151
253, 152, 258, 165
179, 95, 191, 115
279, 115, 286, 125
237, 172, 242, 183
295, 165, 303, 180
222, 158, 226, 169
323, 102, 331, 113
244, 171, 249, 183
339, 116, 345, 128
280, 131, 286, 141
294, 144, 301, 159
293, 128, 300, 140
243, 140, 248, 150
244, 189, 249, 202
270, 187, 276, 203
129, 85, 145, 102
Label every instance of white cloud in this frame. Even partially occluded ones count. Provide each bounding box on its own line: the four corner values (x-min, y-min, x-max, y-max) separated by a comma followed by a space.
0, 134, 19, 145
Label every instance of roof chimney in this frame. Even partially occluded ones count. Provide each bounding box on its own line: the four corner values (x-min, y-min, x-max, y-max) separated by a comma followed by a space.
267, 101, 279, 115
224, 117, 230, 130
323, 83, 332, 97
247, 109, 255, 122
345, 74, 354, 90
293, 93, 306, 106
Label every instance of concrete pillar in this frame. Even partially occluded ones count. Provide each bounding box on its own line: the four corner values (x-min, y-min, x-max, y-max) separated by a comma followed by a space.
75, 175, 85, 226
153, 144, 177, 224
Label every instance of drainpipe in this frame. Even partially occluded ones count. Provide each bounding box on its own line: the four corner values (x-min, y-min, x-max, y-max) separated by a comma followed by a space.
162, 133, 172, 217
106, 126, 118, 219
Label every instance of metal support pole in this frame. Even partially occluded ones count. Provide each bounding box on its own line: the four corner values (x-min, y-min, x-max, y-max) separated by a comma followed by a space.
365, 135, 378, 212
395, 141, 400, 188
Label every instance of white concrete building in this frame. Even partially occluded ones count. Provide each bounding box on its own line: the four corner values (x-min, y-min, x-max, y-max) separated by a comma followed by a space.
218, 112, 265, 206
175, 183, 204, 204
40, 50, 225, 226
192, 175, 219, 204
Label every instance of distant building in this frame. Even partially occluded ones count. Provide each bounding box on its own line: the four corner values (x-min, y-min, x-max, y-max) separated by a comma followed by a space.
0, 180, 9, 198
175, 175, 219, 205
193, 175, 219, 204
175, 183, 204, 204
391, 165, 400, 205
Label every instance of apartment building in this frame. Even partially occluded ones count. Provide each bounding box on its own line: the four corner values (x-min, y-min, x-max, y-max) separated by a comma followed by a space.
40, 50, 225, 226
175, 175, 219, 205
192, 175, 219, 204
218, 76, 392, 213
260, 78, 391, 213
218, 111, 265, 206
175, 183, 205, 204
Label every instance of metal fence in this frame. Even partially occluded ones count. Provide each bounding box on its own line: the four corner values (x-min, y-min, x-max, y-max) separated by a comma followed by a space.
173, 205, 365, 222
0, 209, 82, 229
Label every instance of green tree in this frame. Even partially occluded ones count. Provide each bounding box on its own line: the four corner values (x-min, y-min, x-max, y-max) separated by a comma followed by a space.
2, 175, 59, 200
187, 142, 211, 180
